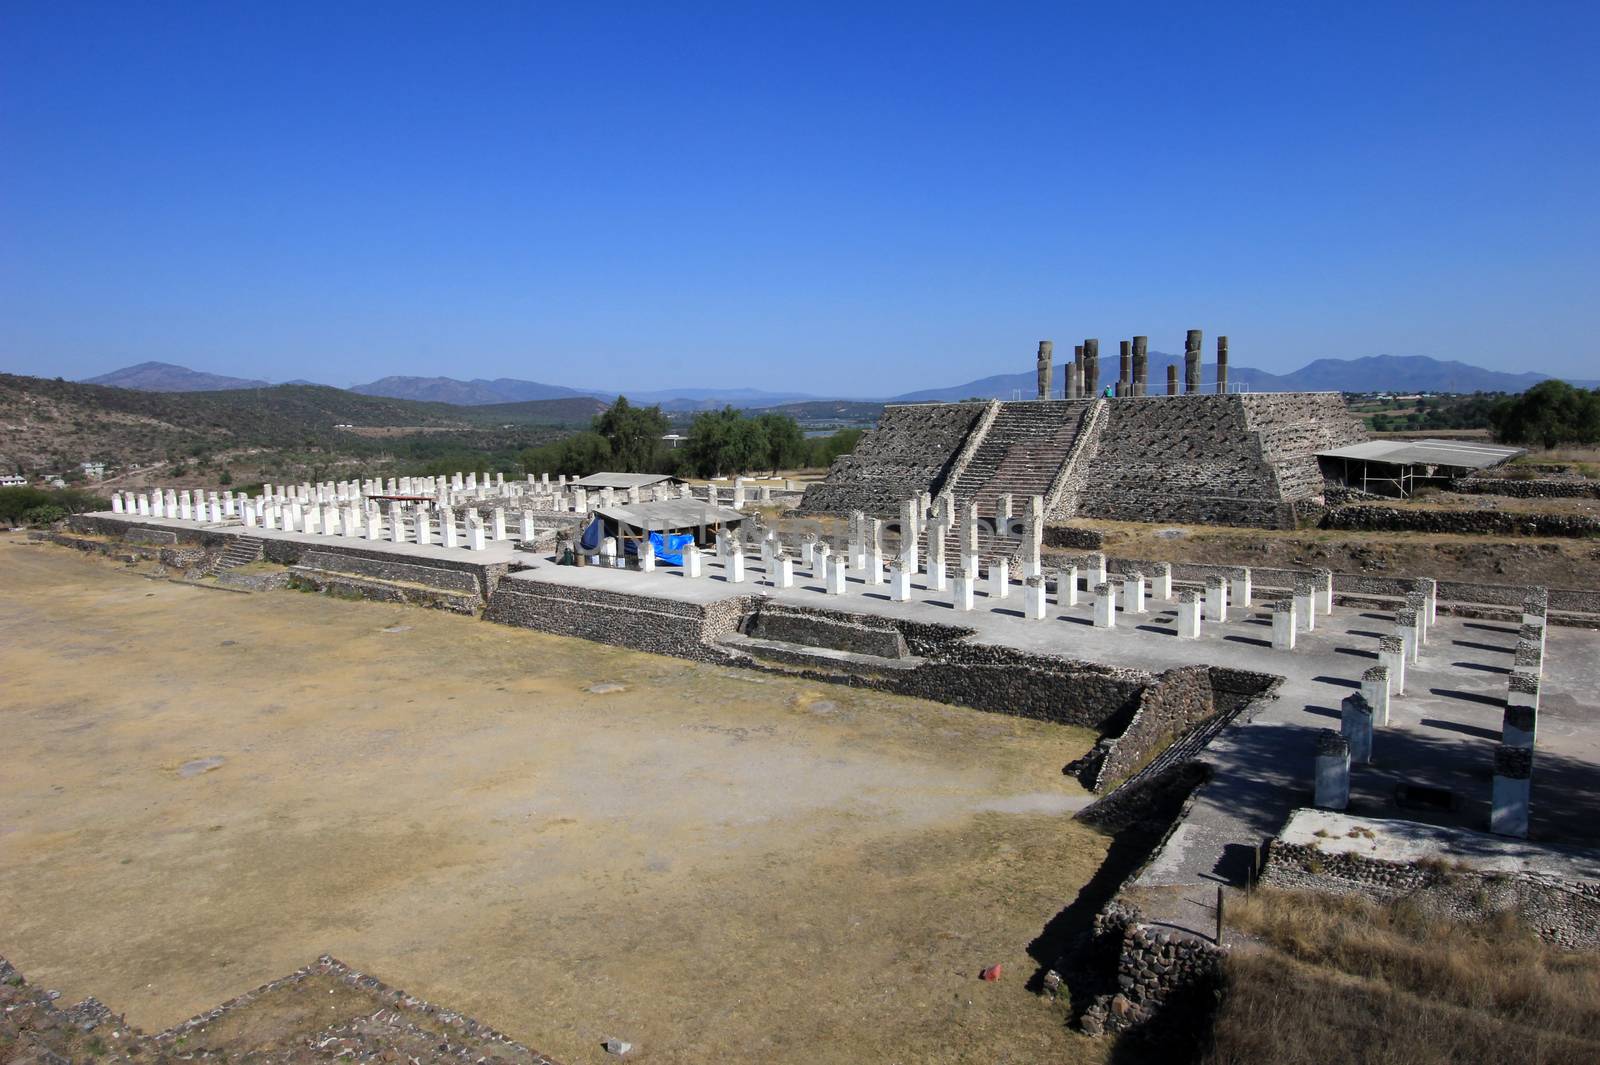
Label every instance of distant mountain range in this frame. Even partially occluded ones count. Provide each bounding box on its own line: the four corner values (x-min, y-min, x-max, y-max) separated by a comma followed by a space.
72, 354, 1597, 408
888, 353, 1589, 402
82, 361, 271, 392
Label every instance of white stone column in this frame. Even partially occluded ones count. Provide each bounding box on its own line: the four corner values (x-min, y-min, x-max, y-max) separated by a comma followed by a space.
1122, 571, 1146, 615
1056, 564, 1079, 607
1271, 598, 1296, 650
815, 544, 831, 584
1085, 551, 1107, 588
111, 493, 125, 514
414, 510, 432, 547
491, 508, 507, 541
1395, 609, 1420, 664
684, 541, 703, 577
726, 547, 746, 583
1314, 731, 1351, 810
732, 478, 747, 510
598, 534, 615, 566
440, 508, 458, 548
1316, 568, 1335, 615
1230, 567, 1252, 609
1151, 562, 1172, 601
988, 557, 1009, 600
467, 515, 489, 550
826, 554, 848, 595
1175, 590, 1201, 638
864, 519, 884, 584
1378, 634, 1406, 694
1503, 673, 1539, 749
1341, 692, 1374, 764
900, 499, 920, 575
1294, 580, 1316, 632
137, 493, 151, 516
961, 503, 980, 576
1092, 583, 1116, 628
1205, 575, 1228, 623
639, 536, 656, 572
1020, 496, 1043, 579
1489, 745, 1531, 838
389, 504, 406, 544
1024, 575, 1046, 620
928, 532, 948, 592
952, 569, 974, 611
775, 555, 794, 589
1362, 665, 1391, 727
519, 510, 536, 542
889, 561, 911, 602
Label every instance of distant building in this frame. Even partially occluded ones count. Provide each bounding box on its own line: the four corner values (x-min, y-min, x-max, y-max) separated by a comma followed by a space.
661, 433, 687, 449
0, 474, 27, 487
80, 461, 107, 480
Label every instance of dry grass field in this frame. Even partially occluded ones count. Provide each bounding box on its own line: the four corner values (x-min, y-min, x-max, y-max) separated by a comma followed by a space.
0, 536, 1111, 1065
1203, 888, 1600, 1065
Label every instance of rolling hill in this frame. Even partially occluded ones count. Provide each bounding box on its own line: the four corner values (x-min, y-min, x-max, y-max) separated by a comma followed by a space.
349, 375, 597, 405
82, 361, 271, 392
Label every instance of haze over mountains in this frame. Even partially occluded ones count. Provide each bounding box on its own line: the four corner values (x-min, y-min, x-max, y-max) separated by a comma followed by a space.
71, 354, 1595, 408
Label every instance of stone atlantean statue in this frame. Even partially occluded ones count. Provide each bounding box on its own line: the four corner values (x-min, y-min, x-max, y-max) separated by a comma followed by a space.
1036, 340, 1053, 399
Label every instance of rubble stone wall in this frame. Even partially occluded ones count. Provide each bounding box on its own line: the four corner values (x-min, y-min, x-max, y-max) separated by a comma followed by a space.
1321, 504, 1600, 538
797, 401, 988, 517
1263, 842, 1600, 950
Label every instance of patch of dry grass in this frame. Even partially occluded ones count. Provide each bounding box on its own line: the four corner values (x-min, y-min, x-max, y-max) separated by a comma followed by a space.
1202, 888, 1600, 1065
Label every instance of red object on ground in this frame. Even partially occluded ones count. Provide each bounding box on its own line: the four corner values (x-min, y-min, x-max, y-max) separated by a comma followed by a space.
979, 964, 1002, 982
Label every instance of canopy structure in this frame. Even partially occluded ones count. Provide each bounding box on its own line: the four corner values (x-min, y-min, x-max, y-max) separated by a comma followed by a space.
592, 499, 747, 547
568, 472, 684, 492
1317, 438, 1525, 497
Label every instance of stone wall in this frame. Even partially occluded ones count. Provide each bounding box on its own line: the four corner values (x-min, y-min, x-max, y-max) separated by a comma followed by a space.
743, 602, 910, 659
1449, 477, 1600, 499
1089, 666, 1216, 790
1262, 842, 1600, 950
484, 577, 752, 662
1321, 504, 1600, 538
797, 402, 988, 517
1078, 900, 1226, 1037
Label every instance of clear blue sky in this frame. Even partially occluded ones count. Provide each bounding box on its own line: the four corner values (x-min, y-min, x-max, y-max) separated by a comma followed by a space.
2, 2, 1596, 395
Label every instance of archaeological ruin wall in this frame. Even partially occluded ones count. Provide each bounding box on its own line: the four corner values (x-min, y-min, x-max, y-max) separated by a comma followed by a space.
799, 393, 1365, 530
797, 401, 988, 518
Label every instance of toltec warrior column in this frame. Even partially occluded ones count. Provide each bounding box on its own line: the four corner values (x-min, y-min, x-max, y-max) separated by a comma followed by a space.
1184, 329, 1203, 394
1216, 335, 1229, 394
1132, 335, 1148, 396
1083, 338, 1100, 396
1036, 340, 1053, 399
1118, 340, 1131, 397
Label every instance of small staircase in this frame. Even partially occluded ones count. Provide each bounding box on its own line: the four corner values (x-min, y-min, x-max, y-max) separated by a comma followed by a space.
208, 535, 265, 575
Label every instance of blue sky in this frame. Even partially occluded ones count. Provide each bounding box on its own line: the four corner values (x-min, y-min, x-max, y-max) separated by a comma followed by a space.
2, 2, 1596, 394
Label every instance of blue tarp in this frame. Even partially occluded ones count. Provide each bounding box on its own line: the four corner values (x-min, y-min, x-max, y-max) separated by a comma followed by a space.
579, 516, 604, 552
649, 531, 693, 566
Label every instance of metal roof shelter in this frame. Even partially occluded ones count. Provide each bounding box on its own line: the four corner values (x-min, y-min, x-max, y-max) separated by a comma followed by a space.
593, 499, 747, 547
569, 472, 684, 491
1317, 438, 1525, 497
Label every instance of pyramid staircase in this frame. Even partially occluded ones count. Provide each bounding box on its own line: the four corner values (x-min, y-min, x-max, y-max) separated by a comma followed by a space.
921, 401, 1097, 567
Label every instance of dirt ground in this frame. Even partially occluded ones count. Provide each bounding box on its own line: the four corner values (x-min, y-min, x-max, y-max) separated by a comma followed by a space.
0, 536, 1109, 1065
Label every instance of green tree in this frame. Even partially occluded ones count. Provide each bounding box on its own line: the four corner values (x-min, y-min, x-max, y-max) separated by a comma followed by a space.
682, 407, 765, 477
1491, 381, 1600, 448
592, 396, 669, 472
752, 412, 807, 473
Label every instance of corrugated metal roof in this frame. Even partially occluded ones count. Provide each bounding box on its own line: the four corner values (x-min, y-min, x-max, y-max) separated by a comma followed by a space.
595, 500, 747, 530
1317, 439, 1525, 469
569, 472, 683, 489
